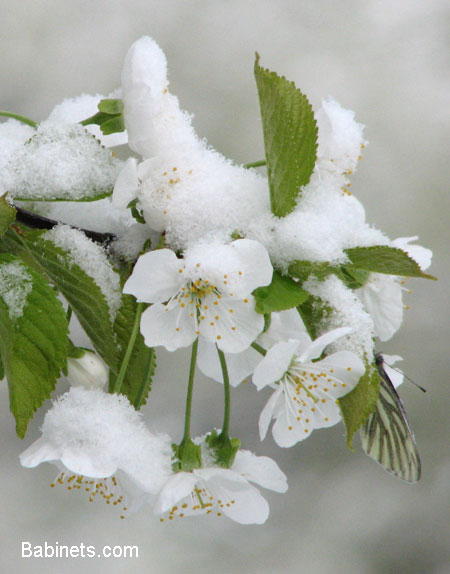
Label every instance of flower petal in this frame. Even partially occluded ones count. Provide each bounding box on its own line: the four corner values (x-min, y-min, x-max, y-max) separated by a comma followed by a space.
253, 340, 300, 390
232, 450, 288, 493
200, 295, 264, 353
298, 326, 353, 362
357, 274, 403, 341
197, 337, 261, 386
153, 472, 199, 515
112, 158, 139, 209
61, 447, 117, 479
20, 437, 61, 468
140, 302, 196, 351
123, 249, 185, 303
258, 388, 283, 440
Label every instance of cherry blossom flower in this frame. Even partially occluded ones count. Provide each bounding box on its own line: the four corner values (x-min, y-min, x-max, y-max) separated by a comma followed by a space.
357, 237, 432, 341
20, 387, 172, 517
154, 449, 287, 525
123, 239, 273, 353
253, 327, 365, 447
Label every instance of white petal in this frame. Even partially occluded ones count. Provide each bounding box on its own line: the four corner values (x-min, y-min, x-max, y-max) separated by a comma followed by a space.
123, 249, 185, 303
224, 239, 273, 294
312, 351, 365, 396
61, 447, 117, 479
298, 327, 353, 362
20, 437, 60, 468
197, 469, 270, 525
380, 354, 404, 388
112, 158, 139, 209
258, 388, 283, 440
259, 308, 308, 347
357, 274, 403, 341
232, 450, 288, 493
253, 340, 300, 390
200, 295, 264, 353
185, 239, 272, 299
197, 337, 260, 386
153, 472, 199, 515
140, 303, 196, 351
271, 401, 314, 447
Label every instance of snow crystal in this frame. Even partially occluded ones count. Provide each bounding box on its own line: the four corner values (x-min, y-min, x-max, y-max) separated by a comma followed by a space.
3, 121, 122, 201
304, 275, 375, 359
315, 96, 367, 176
44, 224, 122, 320
0, 119, 35, 172
0, 260, 33, 320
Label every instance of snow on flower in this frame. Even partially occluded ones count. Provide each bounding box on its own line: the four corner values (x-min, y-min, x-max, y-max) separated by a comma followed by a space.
123, 239, 273, 353
20, 387, 172, 518
253, 327, 365, 447
154, 448, 287, 525
115, 35, 270, 250
356, 237, 433, 341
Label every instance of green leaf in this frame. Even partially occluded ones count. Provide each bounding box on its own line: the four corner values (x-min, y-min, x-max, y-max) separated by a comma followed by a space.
0, 254, 68, 437
0, 195, 16, 235
288, 260, 332, 283
345, 246, 436, 280
296, 296, 332, 340
253, 270, 309, 314
254, 54, 318, 217
339, 360, 380, 449
0, 227, 118, 369
109, 295, 156, 409
100, 115, 125, 135
97, 99, 124, 115
338, 265, 370, 289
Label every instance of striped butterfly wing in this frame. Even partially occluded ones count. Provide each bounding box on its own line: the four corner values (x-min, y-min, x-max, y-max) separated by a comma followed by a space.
360, 355, 421, 482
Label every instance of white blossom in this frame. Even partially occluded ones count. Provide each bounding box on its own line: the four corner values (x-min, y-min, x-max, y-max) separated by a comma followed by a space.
253, 328, 365, 447
154, 449, 287, 525
20, 387, 172, 517
123, 239, 273, 353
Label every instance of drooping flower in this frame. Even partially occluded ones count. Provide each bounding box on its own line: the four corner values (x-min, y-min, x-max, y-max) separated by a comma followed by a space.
123, 239, 273, 353
154, 448, 288, 525
253, 327, 365, 447
356, 237, 432, 341
20, 387, 172, 517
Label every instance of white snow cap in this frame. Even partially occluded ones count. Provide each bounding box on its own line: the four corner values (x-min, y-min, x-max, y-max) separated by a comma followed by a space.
118, 36, 387, 266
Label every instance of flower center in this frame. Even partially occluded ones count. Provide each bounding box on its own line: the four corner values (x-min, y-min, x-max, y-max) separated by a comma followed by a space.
50, 472, 128, 519
159, 484, 236, 522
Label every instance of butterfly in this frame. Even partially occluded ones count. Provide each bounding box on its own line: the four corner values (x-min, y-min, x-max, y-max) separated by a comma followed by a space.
360, 353, 421, 482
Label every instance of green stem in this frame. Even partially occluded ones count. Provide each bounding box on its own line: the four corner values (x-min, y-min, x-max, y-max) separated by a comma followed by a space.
243, 160, 266, 169
0, 111, 37, 128
251, 341, 267, 356
182, 337, 199, 442
112, 302, 145, 394
217, 348, 231, 438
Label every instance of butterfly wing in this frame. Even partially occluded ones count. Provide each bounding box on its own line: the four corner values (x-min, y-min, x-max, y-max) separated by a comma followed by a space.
360, 356, 421, 482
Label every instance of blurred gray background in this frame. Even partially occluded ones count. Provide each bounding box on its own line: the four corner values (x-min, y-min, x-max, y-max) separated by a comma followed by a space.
0, 1, 449, 572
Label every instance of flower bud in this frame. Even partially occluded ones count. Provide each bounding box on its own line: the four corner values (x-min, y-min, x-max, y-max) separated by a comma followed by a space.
67, 349, 108, 389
